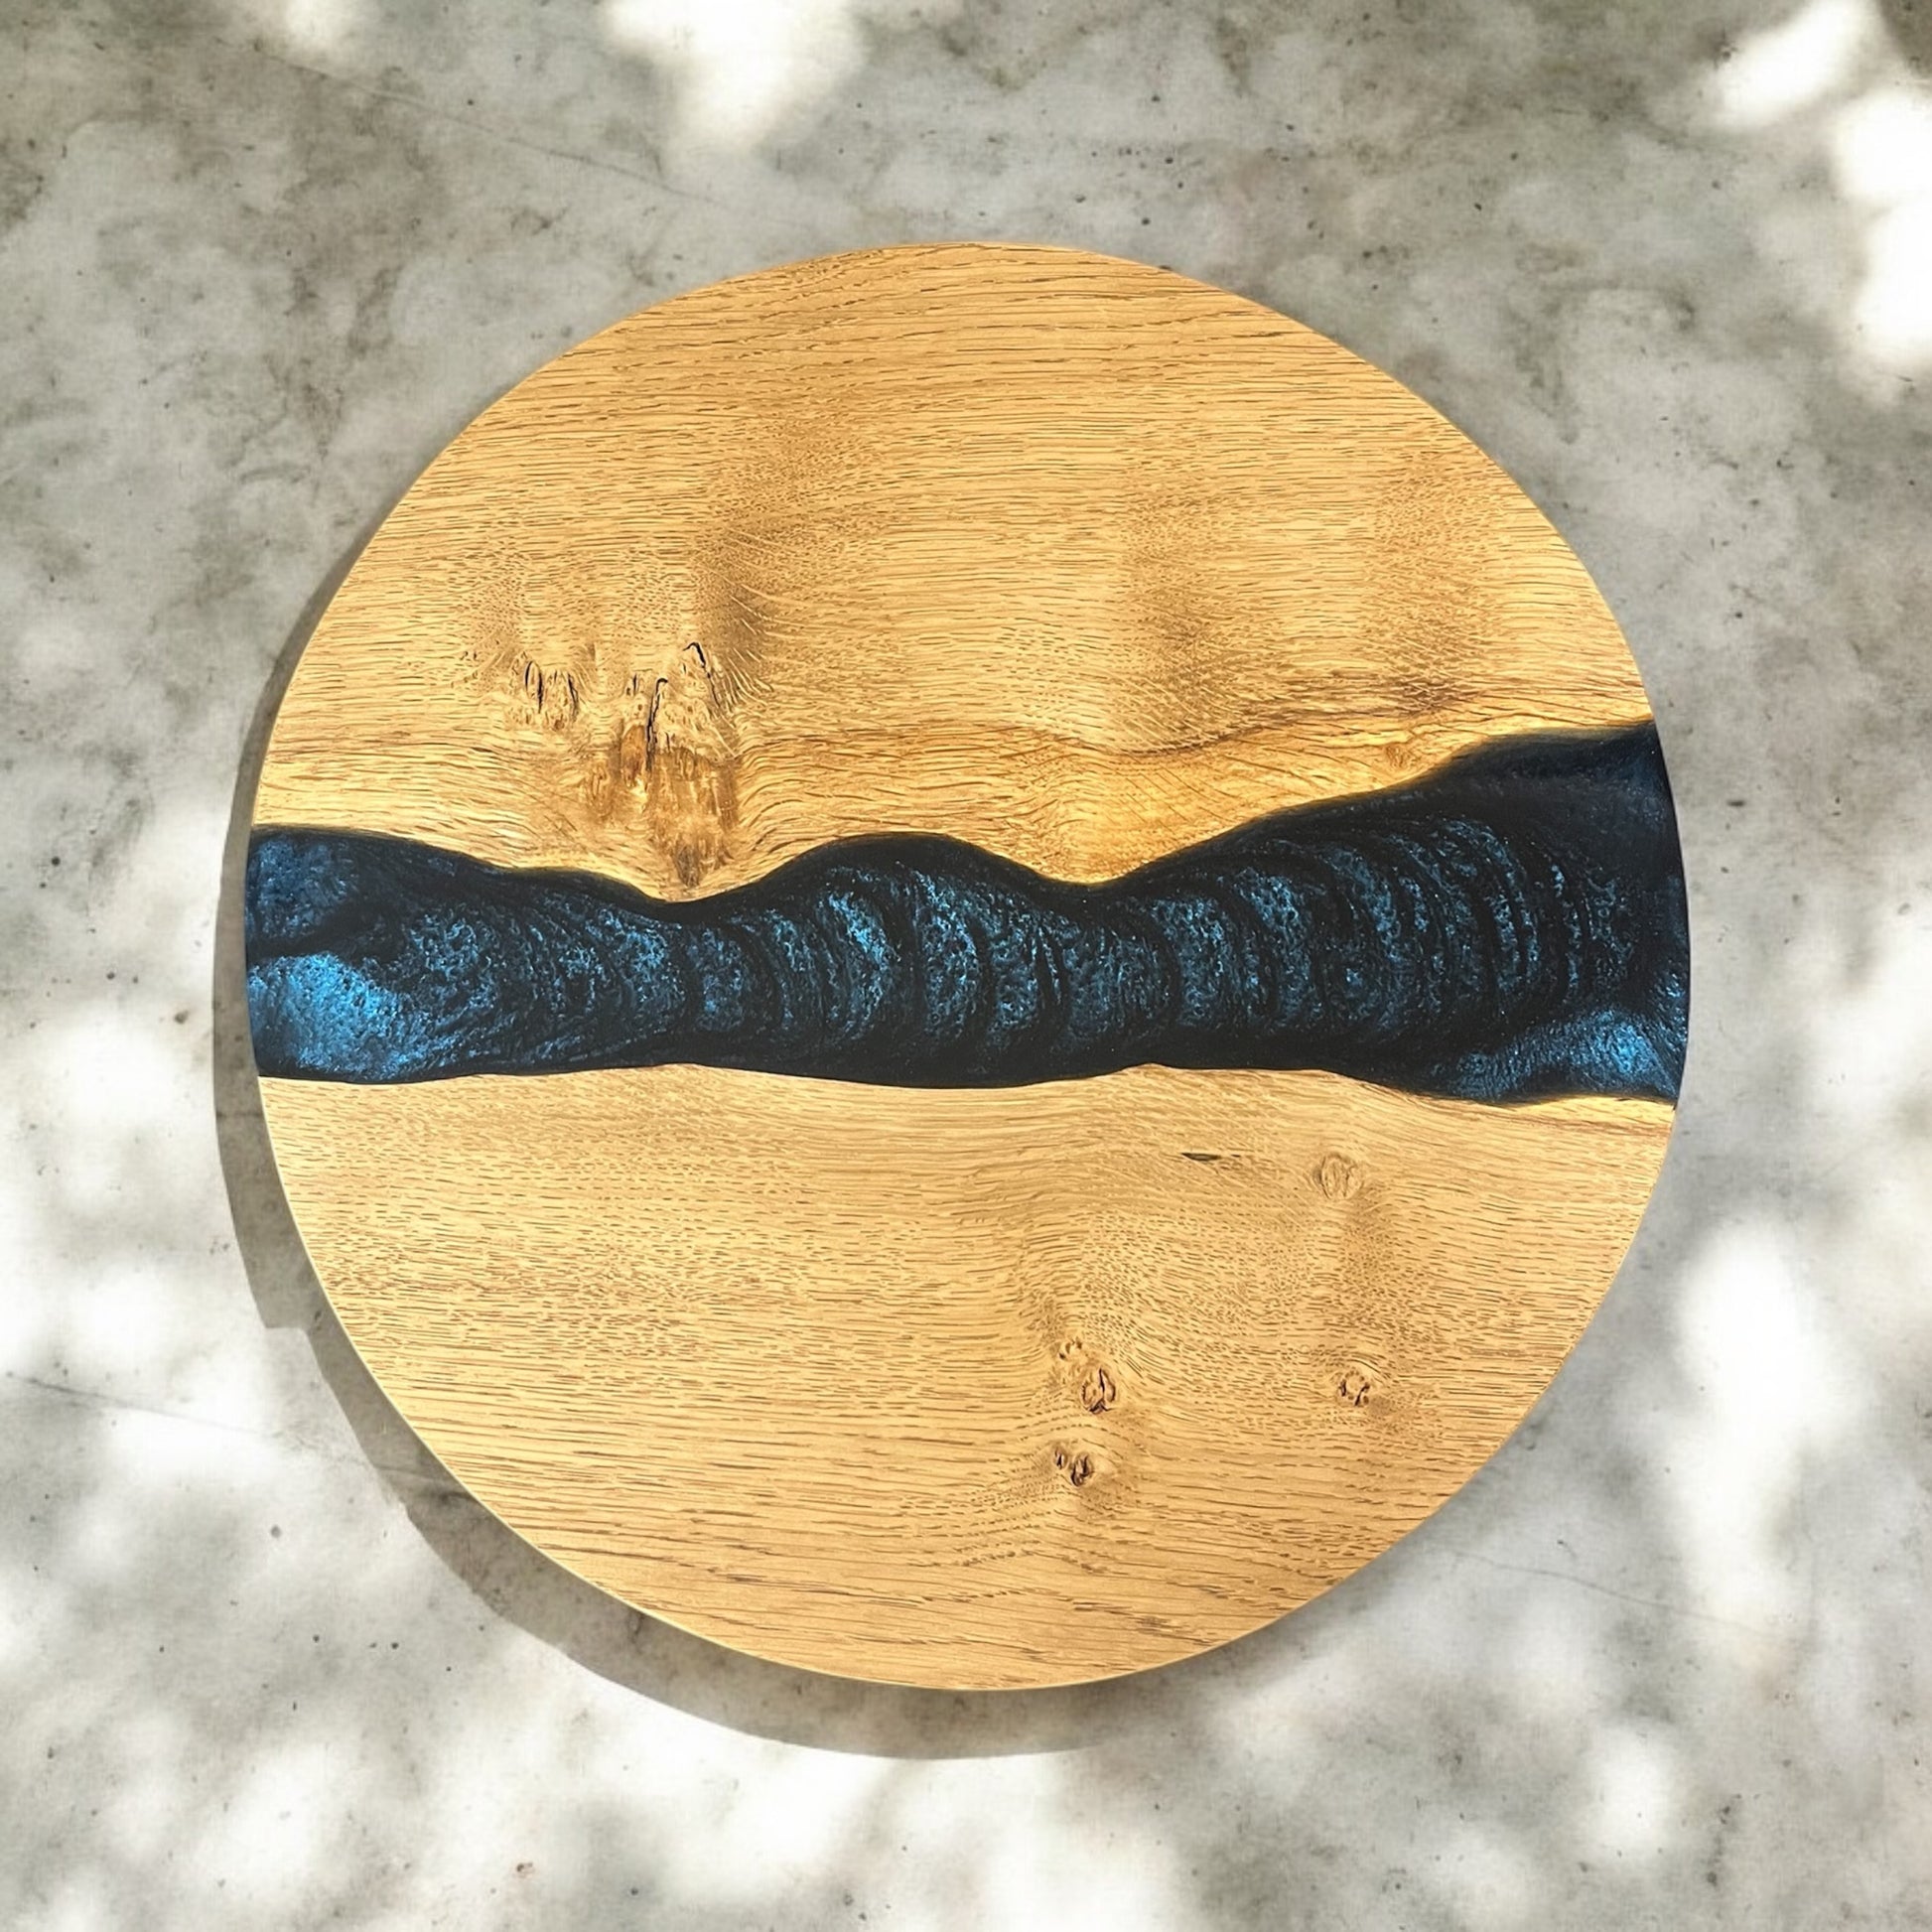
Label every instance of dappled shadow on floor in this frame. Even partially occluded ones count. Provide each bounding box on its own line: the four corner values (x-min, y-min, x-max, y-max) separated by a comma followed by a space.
1878, 0, 1932, 69
8, 0, 1932, 1921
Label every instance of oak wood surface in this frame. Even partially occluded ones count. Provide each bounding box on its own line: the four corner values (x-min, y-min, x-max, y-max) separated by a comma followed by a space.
251, 243, 1675, 1688
263, 1067, 1671, 1688
256, 243, 1649, 898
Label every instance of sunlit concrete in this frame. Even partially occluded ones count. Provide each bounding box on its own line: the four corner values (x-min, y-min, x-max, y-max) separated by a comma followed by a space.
3, 0, 1930, 1924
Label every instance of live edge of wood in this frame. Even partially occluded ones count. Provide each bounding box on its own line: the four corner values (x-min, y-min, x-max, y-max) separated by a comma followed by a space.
251, 243, 1674, 1690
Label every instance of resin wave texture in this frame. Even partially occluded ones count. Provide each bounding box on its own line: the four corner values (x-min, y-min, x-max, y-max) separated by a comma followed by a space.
246, 724, 1688, 1104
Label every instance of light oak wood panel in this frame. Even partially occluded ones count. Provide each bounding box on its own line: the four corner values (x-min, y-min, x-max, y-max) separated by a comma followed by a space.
263, 1065, 1671, 1689
255, 243, 1648, 900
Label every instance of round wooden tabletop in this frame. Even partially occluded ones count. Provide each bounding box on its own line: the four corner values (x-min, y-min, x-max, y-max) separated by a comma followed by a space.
248, 243, 1683, 1689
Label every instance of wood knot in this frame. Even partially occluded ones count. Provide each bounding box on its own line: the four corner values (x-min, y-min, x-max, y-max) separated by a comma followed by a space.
1052, 1446, 1097, 1488
617, 720, 649, 793
1337, 1367, 1373, 1407
1080, 1365, 1116, 1414
519, 660, 580, 731
1316, 1153, 1363, 1199
635, 640, 738, 886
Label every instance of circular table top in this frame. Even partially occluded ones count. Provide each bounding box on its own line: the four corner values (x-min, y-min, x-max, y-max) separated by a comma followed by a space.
248, 243, 1684, 1689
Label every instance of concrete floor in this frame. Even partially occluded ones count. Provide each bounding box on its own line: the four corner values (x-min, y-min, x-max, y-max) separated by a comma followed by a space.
5, 0, 1931, 1924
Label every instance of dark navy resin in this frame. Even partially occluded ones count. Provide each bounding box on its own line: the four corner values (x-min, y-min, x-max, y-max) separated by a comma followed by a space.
246, 724, 1688, 1103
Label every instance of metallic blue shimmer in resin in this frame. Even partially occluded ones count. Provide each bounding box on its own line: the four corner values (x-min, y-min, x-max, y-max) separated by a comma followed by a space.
246, 724, 1688, 1103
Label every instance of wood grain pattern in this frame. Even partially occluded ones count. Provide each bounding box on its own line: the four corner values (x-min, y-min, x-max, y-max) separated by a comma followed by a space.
256, 244, 1649, 900
251, 243, 1676, 1688
262, 1066, 1671, 1688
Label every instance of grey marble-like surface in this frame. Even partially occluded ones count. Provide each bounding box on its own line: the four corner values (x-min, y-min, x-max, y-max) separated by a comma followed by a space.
5, 0, 1930, 1924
